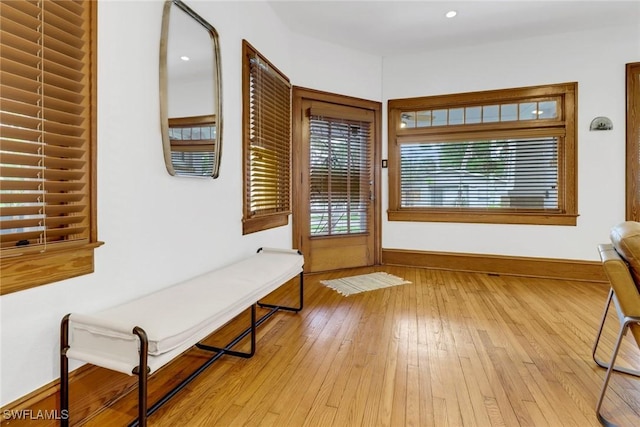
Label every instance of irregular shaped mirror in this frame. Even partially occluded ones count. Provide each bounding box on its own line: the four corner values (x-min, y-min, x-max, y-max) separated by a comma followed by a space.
160, 0, 222, 178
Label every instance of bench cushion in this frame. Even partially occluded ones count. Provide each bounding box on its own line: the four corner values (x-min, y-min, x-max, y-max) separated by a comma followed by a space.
67, 248, 303, 374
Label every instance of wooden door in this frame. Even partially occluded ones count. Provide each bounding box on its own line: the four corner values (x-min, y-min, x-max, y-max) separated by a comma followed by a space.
293, 89, 381, 273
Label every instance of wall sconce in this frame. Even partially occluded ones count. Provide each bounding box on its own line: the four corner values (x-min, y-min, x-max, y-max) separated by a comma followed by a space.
589, 116, 613, 131
400, 113, 410, 128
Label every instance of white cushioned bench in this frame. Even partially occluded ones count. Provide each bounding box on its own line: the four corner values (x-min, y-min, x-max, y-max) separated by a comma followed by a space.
60, 247, 304, 427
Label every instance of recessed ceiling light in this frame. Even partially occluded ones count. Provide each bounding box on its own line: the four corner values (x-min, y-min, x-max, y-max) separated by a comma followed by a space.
445, 10, 457, 19
180, 55, 190, 61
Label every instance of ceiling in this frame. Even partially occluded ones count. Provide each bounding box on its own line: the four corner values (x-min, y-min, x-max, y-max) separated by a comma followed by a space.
267, 0, 640, 56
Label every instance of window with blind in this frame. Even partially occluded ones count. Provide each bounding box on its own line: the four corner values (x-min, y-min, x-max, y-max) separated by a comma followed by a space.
309, 114, 371, 236
242, 40, 291, 234
168, 115, 216, 177
388, 82, 577, 225
0, 0, 99, 295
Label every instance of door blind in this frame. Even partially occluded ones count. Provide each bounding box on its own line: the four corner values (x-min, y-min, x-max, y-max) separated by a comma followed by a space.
309, 115, 371, 236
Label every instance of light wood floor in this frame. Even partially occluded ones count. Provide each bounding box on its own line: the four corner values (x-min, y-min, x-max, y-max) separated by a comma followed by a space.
85, 266, 640, 426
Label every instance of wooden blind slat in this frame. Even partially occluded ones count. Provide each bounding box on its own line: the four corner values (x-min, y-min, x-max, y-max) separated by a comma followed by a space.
43, 1, 84, 37
0, 132, 85, 150
0, 226, 87, 249
53, 0, 85, 17
0, 204, 85, 218
1, 189, 84, 203
0, 179, 85, 193
0, 165, 43, 180
0, 85, 42, 108
1, 43, 83, 82
0, 54, 84, 92
0, 29, 84, 73
0, 214, 85, 231
0, 151, 84, 172
0, 28, 38, 57
0, 4, 41, 36
42, 24, 83, 49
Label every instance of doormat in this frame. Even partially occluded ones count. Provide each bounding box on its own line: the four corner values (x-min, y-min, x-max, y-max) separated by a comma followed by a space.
320, 272, 411, 297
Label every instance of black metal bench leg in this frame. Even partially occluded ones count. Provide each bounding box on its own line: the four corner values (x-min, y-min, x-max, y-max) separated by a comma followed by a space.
132, 327, 149, 427
130, 305, 259, 426
60, 314, 70, 427
258, 271, 304, 313
196, 304, 257, 358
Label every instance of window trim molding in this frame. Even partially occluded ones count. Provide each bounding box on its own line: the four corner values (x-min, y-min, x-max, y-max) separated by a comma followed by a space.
387, 82, 578, 226
0, 1, 102, 295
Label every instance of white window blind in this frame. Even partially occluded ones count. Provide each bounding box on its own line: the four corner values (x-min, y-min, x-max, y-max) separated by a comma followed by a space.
400, 137, 558, 210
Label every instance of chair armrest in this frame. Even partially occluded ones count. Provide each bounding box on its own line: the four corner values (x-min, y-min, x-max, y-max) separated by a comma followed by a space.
598, 244, 640, 319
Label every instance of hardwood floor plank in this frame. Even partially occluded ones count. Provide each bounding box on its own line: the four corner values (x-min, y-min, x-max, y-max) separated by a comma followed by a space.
467, 329, 529, 426
82, 267, 640, 427
405, 364, 422, 427
359, 348, 387, 426
520, 362, 568, 426
302, 404, 336, 427
523, 400, 550, 427
458, 356, 493, 426
432, 397, 448, 426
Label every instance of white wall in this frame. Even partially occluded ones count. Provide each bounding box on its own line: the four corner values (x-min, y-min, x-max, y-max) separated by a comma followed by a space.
290, 32, 382, 101
382, 24, 640, 261
0, 0, 381, 406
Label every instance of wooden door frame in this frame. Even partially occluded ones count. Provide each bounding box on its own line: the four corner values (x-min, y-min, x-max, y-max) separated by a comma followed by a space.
292, 86, 382, 267
627, 62, 640, 220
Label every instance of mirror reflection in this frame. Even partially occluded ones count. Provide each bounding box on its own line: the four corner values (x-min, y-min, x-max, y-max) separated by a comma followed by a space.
160, 0, 222, 178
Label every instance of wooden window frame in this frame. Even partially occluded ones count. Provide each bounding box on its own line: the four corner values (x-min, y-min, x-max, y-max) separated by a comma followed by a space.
241, 40, 292, 235
627, 62, 640, 221
387, 82, 578, 226
0, 0, 101, 295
